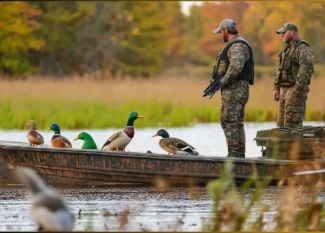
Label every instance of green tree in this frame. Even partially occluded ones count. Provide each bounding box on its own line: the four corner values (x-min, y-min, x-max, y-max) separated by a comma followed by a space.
74, 2, 136, 77
186, 4, 208, 65
160, 1, 188, 67
29, 1, 94, 76
0, 2, 44, 75
117, 1, 167, 77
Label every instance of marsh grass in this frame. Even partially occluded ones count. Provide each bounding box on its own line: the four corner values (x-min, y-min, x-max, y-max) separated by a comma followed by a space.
205, 161, 273, 231
0, 71, 325, 129
204, 142, 325, 232
78, 159, 325, 231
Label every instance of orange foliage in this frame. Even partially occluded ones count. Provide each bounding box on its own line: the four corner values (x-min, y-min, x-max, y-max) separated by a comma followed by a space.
197, 1, 325, 64
200, 2, 249, 57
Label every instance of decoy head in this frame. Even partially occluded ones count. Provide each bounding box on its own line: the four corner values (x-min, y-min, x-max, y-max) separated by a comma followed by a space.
126, 112, 144, 126
74, 132, 92, 141
48, 123, 60, 134
27, 120, 37, 130
152, 129, 170, 139
129, 112, 144, 120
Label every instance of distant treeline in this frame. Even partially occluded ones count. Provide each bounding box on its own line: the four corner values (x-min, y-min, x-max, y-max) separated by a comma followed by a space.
0, 1, 324, 77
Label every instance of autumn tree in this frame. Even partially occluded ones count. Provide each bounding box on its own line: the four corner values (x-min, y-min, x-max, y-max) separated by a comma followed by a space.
0, 2, 44, 75
160, 1, 188, 67
199, 1, 249, 63
29, 1, 94, 76
115, 1, 167, 77
242, 1, 325, 64
186, 4, 208, 65
73, 2, 135, 77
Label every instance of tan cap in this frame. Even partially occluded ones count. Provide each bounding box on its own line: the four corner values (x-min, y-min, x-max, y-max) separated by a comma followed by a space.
276, 23, 298, 34
213, 19, 237, 34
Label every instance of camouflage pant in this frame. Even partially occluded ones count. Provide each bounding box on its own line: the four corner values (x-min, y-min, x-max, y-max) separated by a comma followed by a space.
220, 80, 249, 155
277, 85, 308, 127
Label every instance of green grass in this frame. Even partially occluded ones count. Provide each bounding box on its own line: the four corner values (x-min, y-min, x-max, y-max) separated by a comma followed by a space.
0, 98, 324, 130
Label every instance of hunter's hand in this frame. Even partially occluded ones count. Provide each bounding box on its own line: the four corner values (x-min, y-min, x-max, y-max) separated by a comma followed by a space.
273, 90, 279, 102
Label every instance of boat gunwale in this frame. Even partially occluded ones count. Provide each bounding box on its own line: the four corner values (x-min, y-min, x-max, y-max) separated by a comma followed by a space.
0, 140, 303, 165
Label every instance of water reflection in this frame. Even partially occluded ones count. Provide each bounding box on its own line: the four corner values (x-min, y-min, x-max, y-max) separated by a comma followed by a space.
0, 186, 212, 231
0, 185, 325, 231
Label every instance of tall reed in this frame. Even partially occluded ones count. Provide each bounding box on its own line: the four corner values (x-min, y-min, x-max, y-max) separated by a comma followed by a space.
0, 70, 324, 129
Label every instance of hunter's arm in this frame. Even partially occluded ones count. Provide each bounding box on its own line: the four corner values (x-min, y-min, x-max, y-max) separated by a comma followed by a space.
295, 44, 314, 90
221, 43, 249, 86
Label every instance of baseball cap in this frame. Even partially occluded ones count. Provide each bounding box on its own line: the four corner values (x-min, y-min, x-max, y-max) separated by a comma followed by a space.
276, 23, 298, 34
213, 19, 237, 34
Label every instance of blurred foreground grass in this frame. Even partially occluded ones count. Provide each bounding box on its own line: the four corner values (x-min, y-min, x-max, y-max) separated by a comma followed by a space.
204, 160, 325, 231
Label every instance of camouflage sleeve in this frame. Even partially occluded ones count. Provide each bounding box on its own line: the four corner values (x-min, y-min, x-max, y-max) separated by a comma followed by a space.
221, 43, 249, 86
273, 54, 281, 90
295, 44, 314, 89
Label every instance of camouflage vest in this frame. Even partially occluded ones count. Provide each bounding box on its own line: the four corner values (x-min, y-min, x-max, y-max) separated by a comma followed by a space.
216, 37, 254, 85
276, 39, 310, 85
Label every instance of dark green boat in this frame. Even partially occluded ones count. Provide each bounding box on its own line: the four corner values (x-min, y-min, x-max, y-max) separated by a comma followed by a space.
254, 125, 325, 159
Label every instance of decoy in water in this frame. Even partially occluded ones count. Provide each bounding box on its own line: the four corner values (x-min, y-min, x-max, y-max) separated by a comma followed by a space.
16, 167, 75, 231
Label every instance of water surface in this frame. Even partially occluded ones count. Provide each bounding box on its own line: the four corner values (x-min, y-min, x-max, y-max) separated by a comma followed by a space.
0, 186, 325, 231
0, 122, 324, 231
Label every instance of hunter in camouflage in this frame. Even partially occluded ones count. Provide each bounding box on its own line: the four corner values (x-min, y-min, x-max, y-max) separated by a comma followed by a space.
213, 19, 254, 158
273, 23, 314, 128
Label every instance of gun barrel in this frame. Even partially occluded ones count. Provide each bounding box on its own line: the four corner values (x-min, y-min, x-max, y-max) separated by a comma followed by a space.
202, 78, 221, 99
202, 64, 223, 99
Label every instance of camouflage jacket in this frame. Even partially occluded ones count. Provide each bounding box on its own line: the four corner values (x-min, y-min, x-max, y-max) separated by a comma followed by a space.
221, 35, 250, 86
274, 37, 314, 90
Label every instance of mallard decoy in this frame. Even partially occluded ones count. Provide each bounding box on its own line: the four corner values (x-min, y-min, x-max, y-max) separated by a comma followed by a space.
27, 120, 44, 146
48, 124, 72, 148
16, 167, 75, 231
74, 132, 97, 149
102, 112, 144, 151
152, 129, 199, 156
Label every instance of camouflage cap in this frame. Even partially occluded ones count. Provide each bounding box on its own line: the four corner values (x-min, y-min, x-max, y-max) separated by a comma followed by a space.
213, 19, 237, 34
276, 23, 298, 34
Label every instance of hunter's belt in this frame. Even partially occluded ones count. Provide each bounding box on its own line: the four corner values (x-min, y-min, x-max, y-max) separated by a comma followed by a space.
280, 83, 294, 87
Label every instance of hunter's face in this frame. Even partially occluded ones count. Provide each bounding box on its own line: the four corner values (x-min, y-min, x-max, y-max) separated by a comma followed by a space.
281, 30, 294, 43
221, 29, 228, 42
